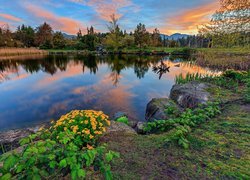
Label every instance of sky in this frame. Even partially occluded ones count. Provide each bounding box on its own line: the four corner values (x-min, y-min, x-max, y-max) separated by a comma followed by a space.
0, 0, 219, 35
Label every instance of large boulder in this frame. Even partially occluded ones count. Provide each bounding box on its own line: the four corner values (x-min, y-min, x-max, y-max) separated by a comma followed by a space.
145, 98, 181, 121
170, 81, 212, 108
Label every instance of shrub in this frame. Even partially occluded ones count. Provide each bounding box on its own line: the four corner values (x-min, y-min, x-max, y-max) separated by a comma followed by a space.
116, 116, 129, 125
143, 102, 221, 149
0, 110, 119, 180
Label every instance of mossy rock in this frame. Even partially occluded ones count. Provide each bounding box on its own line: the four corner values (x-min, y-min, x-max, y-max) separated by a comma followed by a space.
145, 98, 182, 121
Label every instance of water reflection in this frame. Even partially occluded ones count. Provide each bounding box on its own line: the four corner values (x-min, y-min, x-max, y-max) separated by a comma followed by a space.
0, 55, 216, 131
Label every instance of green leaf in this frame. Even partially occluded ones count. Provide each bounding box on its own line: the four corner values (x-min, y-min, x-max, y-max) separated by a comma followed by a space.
0, 173, 12, 180
105, 152, 113, 162
3, 155, 18, 171
49, 161, 57, 169
19, 137, 30, 146
77, 169, 86, 178
16, 164, 25, 173
48, 154, 56, 160
59, 159, 67, 168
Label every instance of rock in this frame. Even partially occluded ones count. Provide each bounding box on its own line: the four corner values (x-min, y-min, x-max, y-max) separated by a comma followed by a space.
135, 122, 146, 134
0, 129, 33, 154
113, 111, 128, 120
145, 98, 181, 121
0, 124, 46, 154
106, 121, 136, 134
170, 81, 212, 108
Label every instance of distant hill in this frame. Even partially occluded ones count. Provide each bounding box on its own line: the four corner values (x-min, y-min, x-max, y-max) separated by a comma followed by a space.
160, 33, 190, 40
62, 33, 76, 39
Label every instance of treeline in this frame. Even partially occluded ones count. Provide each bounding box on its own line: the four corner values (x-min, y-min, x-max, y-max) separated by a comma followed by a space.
0, 19, 212, 50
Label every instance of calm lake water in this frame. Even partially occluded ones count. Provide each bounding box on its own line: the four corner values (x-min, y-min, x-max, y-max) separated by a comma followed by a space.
0, 54, 216, 131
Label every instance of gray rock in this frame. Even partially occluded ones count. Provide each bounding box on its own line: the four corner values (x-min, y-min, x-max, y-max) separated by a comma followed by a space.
113, 111, 128, 120
0, 129, 33, 153
0, 124, 46, 154
107, 121, 136, 134
170, 81, 212, 108
145, 98, 181, 121
135, 122, 146, 134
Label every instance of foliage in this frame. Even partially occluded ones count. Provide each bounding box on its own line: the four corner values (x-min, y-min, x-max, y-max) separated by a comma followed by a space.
116, 116, 129, 125
53, 32, 66, 49
134, 23, 150, 49
175, 72, 215, 84
0, 110, 119, 179
199, 0, 250, 48
35, 22, 53, 49
143, 102, 221, 149
175, 70, 249, 92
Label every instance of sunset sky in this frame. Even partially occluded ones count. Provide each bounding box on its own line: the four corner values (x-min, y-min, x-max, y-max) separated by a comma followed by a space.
0, 0, 219, 35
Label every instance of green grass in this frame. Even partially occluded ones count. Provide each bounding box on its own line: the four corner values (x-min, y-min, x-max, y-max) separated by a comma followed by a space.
102, 103, 250, 179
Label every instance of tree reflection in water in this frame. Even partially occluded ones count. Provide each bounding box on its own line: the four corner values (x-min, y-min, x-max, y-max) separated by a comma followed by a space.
152, 60, 170, 79
0, 54, 181, 84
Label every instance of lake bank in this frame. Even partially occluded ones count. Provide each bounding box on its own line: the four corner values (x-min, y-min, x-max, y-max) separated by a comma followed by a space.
1, 70, 249, 179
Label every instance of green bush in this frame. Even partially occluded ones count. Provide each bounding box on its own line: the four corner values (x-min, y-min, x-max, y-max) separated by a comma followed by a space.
116, 116, 129, 125
143, 102, 221, 149
0, 110, 119, 180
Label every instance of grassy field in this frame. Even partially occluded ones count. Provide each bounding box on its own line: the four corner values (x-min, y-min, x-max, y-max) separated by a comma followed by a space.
0, 48, 47, 56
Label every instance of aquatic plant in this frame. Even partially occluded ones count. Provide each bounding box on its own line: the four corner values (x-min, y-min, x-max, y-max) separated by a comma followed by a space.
0, 110, 119, 180
175, 72, 215, 84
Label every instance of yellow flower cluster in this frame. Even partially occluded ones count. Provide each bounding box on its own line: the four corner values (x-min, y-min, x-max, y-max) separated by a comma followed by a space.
51, 110, 110, 143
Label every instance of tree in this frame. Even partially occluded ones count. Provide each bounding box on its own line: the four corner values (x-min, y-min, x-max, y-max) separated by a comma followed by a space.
15, 25, 35, 47
199, 0, 250, 47
53, 32, 66, 49
151, 28, 162, 47
104, 14, 124, 50
134, 23, 150, 49
35, 22, 53, 48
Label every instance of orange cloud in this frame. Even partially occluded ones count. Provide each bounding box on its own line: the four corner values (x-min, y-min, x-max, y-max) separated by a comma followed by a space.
161, 1, 219, 34
70, 0, 133, 21
25, 4, 86, 34
0, 13, 22, 22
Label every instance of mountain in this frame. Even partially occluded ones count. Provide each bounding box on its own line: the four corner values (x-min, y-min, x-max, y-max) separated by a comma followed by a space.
160, 33, 190, 40
62, 33, 76, 39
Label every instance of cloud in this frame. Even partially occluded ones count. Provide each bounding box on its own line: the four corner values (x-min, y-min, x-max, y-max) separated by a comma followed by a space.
25, 4, 86, 34
69, 0, 134, 21
161, 1, 219, 34
0, 13, 22, 22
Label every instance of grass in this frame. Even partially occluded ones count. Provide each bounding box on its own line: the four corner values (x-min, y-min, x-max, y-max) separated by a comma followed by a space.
100, 71, 250, 179
0, 48, 47, 57
102, 103, 250, 179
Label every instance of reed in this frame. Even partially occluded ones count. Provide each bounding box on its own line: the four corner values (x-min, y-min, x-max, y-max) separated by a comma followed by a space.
0, 48, 48, 57
175, 72, 216, 84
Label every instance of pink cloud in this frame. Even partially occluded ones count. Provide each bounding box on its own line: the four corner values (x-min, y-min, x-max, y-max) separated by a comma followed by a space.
25, 4, 86, 34
0, 13, 22, 22
161, 1, 219, 34
69, 0, 133, 21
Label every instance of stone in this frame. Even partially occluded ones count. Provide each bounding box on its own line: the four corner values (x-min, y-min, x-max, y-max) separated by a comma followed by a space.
145, 98, 181, 121
106, 121, 136, 134
170, 81, 212, 108
113, 111, 128, 120
135, 122, 146, 134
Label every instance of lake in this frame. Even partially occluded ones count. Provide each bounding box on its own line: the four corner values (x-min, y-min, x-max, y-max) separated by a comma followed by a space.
0, 54, 216, 131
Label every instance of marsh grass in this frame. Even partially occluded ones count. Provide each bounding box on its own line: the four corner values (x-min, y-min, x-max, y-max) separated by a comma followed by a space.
0, 48, 48, 57
175, 72, 216, 84
195, 51, 250, 71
